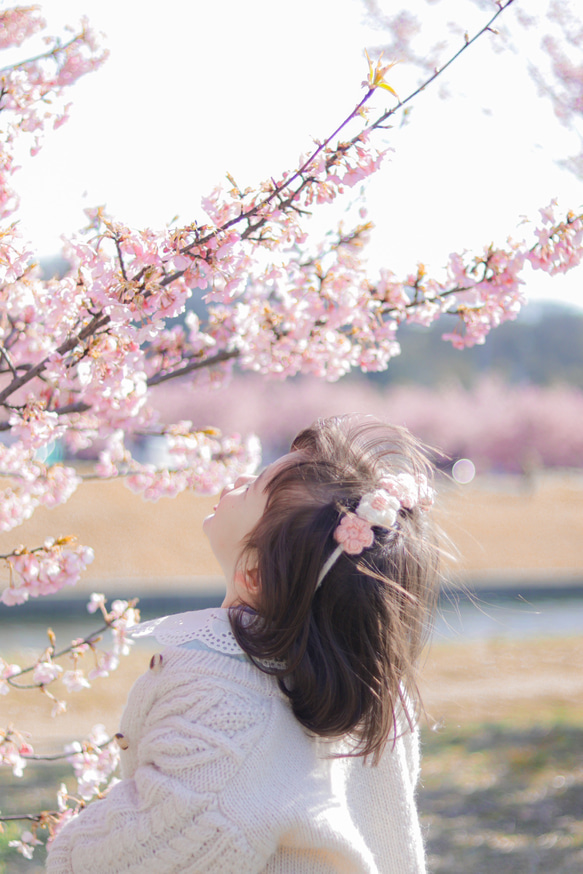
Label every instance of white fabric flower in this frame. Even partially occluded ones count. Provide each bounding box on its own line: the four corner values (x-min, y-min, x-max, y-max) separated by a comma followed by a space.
378, 473, 435, 511
356, 490, 401, 529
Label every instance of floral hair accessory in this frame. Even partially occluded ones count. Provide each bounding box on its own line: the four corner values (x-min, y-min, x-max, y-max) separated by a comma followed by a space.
334, 514, 375, 555
378, 472, 434, 511
354, 489, 401, 529
315, 473, 434, 591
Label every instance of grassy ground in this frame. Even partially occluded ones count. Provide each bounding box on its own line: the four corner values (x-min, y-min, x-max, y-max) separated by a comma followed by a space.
419, 720, 583, 873
2, 635, 582, 872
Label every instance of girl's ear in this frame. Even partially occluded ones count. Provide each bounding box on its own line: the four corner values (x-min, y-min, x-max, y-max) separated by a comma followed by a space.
233, 567, 261, 598
243, 567, 260, 595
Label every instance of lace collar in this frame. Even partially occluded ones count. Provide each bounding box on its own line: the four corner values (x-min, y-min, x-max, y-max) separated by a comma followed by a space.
129, 607, 245, 656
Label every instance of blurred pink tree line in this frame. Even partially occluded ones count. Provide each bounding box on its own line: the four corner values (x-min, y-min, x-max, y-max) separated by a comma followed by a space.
2, 0, 583, 857
152, 374, 583, 474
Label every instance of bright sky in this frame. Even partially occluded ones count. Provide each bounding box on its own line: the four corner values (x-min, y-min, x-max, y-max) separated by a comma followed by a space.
9, 0, 583, 310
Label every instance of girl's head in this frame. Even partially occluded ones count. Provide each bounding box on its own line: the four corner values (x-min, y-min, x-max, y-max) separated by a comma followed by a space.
207, 414, 441, 760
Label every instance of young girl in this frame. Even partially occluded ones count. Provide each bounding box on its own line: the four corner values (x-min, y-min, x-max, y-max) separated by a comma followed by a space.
47, 414, 440, 874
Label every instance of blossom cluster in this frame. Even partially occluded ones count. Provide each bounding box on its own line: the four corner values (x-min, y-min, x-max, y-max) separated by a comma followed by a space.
64, 723, 120, 802
0, 442, 81, 533
4, 725, 122, 860
0, 11, 108, 217
527, 201, 583, 274
1, 536, 94, 605
0, 725, 32, 777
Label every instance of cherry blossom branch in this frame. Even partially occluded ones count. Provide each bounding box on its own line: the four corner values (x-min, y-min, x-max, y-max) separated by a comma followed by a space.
0, 32, 84, 74
22, 738, 116, 763
5, 606, 137, 690
146, 348, 240, 386
179, 0, 516, 256
362, 0, 517, 136
4, 632, 105, 690
0, 312, 107, 405
0, 0, 515, 425
0, 346, 239, 422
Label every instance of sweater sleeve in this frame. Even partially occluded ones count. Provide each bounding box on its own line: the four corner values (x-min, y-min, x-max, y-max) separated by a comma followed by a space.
46, 651, 277, 874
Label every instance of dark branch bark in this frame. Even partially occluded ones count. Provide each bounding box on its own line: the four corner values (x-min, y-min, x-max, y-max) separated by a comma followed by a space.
147, 349, 240, 387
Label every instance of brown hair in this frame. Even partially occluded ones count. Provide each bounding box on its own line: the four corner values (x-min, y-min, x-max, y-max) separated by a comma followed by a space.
230, 414, 441, 762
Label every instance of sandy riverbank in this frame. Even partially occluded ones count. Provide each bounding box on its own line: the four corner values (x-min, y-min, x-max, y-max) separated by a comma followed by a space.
0, 471, 581, 598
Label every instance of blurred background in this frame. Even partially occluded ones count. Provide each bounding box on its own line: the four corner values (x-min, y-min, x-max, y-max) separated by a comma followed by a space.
2, 0, 583, 870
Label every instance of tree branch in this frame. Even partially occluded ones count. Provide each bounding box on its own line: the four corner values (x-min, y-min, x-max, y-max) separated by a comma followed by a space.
0, 312, 108, 406
0, 32, 85, 74
180, 0, 515, 255
146, 348, 240, 387
7, 621, 111, 689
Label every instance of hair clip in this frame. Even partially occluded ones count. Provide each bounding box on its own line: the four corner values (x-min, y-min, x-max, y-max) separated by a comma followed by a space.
315, 473, 434, 590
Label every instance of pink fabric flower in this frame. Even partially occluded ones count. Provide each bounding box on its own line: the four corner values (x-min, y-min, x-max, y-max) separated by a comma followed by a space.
334, 515, 374, 555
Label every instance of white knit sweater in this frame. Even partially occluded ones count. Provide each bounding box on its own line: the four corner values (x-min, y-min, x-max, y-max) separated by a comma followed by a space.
46, 609, 426, 873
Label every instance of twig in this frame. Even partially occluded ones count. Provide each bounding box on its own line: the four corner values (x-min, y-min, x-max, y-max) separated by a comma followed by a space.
147, 348, 240, 387
361, 1, 516, 140
0, 343, 17, 377
6, 622, 112, 689
181, 0, 516, 254
21, 736, 115, 763
0, 312, 107, 406
0, 33, 85, 74
114, 236, 129, 282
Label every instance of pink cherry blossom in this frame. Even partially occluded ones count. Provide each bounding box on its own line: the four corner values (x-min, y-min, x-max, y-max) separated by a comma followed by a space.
32, 661, 63, 686
8, 830, 42, 859
87, 592, 106, 614
61, 669, 91, 693
51, 699, 67, 718
0, 658, 21, 694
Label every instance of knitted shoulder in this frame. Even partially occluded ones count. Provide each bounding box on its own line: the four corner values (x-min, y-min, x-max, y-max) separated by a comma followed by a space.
125, 651, 283, 784
131, 645, 283, 730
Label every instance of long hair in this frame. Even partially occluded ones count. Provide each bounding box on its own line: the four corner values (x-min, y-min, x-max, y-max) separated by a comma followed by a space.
230, 414, 441, 762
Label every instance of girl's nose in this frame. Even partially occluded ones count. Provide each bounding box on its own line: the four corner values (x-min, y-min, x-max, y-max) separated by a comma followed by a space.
219, 474, 256, 501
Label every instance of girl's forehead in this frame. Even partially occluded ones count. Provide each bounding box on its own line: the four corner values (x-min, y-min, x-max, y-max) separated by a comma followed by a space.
257, 450, 302, 488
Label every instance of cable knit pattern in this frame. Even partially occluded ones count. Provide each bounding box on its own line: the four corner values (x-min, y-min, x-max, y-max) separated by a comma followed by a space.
46, 610, 426, 874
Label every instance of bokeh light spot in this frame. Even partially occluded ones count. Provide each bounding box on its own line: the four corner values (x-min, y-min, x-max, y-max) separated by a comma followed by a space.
452, 458, 476, 484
